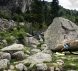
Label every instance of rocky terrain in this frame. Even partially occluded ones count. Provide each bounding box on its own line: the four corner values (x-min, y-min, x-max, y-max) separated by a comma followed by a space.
0, 0, 32, 13
44, 17, 78, 50
0, 17, 78, 71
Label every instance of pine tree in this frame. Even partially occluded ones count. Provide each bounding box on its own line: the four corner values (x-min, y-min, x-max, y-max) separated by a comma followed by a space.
51, 0, 59, 20
31, 0, 43, 23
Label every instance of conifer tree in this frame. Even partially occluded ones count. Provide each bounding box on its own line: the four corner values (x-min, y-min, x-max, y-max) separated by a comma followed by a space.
51, 0, 59, 19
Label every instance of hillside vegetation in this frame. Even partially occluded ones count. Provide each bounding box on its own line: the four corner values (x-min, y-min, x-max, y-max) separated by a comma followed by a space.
0, 0, 78, 29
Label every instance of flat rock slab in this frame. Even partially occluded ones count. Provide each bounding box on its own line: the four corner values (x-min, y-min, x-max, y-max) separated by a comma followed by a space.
27, 52, 52, 64
1, 43, 24, 52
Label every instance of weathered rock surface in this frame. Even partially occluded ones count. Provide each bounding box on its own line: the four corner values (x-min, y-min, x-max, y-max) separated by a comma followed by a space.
48, 67, 55, 71
44, 17, 78, 50
9, 65, 15, 70
1, 43, 24, 53
41, 44, 48, 50
0, 0, 32, 13
36, 63, 48, 71
0, 59, 10, 70
12, 51, 25, 60
15, 63, 27, 71
24, 36, 40, 48
56, 59, 64, 70
30, 49, 41, 54
0, 52, 11, 60
27, 52, 52, 63
0, 19, 15, 31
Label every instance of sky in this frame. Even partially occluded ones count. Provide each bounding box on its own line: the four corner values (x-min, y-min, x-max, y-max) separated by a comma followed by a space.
45, 0, 78, 10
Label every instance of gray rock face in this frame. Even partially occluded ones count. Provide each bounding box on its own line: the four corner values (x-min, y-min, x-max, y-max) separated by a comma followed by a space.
27, 52, 52, 64
0, 59, 10, 70
0, 19, 15, 31
0, 0, 32, 13
12, 51, 25, 60
49, 67, 55, 71
15, 63, 27, 71
1, 43, 24, 53
0, 52, 11, 60
30, 49, 41, 54
44, 17, 78, 50
36, 63, 48, 71
24, 36, 40, 48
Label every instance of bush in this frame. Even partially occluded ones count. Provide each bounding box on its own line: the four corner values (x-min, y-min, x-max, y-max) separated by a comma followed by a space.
0, 10, 11, 19
12, 13, 24, 22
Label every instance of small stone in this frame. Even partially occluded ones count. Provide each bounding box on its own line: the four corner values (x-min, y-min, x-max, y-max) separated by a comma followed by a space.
36, 63, 48, 71
42, 49, 52, 54
12, 51, 25, 60
41, 44, 48, 50
0, 59, 10, 70
16, 63, 27, 71
0, 52, 11, 60
1, 43, 24, 53
8, 70, 12, 71
49, 67, 55, 71
3, 70, 7, 71
31, 49, 41, 54
56, 59, 64, 66
56, 59, 64, 71
55, 67, 60, 71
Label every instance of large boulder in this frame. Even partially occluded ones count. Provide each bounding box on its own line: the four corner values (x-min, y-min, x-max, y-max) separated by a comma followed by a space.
0, 0, 32, 13
44, 17, 78, 50
53, 39, 78, 52
1, 43, 24, 53
30, 49, 41, 54
27, 52, 52, 64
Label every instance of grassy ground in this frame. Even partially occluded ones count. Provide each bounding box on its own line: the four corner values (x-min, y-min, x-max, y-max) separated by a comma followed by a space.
53, 52, 78, 71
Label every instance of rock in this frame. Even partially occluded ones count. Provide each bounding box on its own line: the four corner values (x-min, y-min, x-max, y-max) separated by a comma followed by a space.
42, 49, 52, 54
7, 69, 13, 71
27, 52, 52, 64
15, 63, 27, 71
56, 59, 64, 66
41, 44, 52, 54
0, 52, 11, 60
56, 59, 64, 71
36, 63, 48, 71
0, 59, 10, 70
44, 17, 78, 50
41, 44, 48, 50
49, 67, 55, 71
1, 43, 24, 53
39, 34, 44, 43
55, 67, 60, 71
31, 49, 41, 54
10, 65, 15, 70
24, 36, 40, 48
0, 19, 16, 31
55, 52, 65, 56
12, 51, 25, 60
